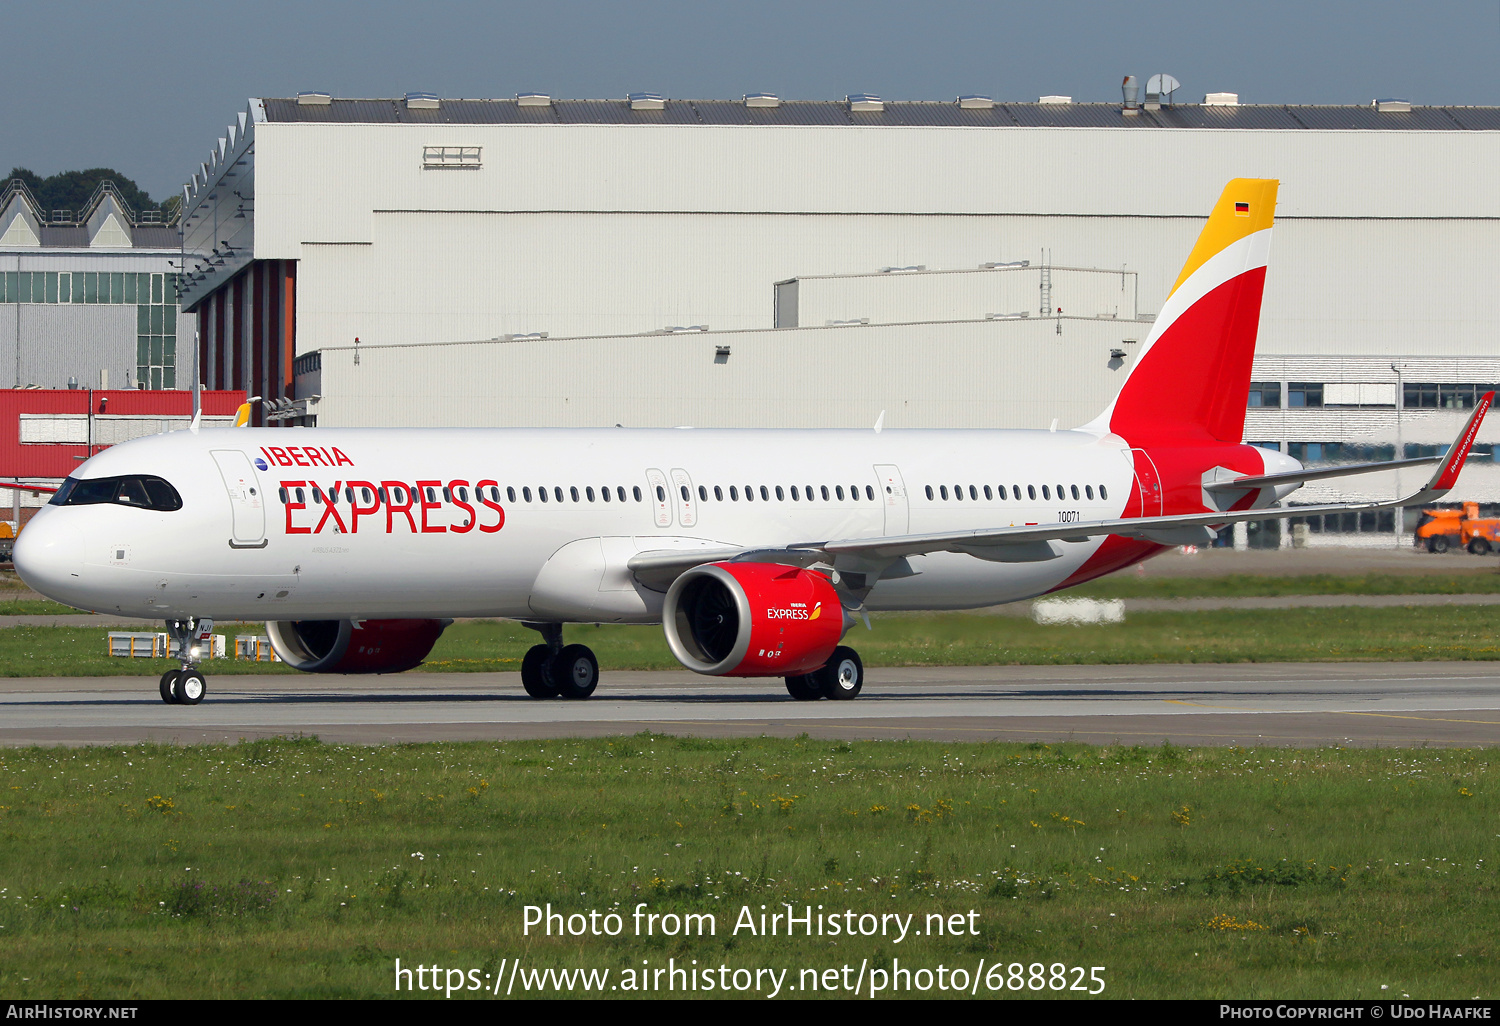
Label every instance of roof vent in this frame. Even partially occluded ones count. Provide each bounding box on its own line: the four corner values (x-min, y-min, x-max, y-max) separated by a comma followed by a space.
1202, 92, 1239, 106
1375, 98, 1411, 112
979, 260, 1030, 269
744, 93, 780, 108
958, 95, 994, 109
663, 324, 708, 333
404, 92, 440, 110
1038, 95, 1072, 104
516, 93, 552, 107
847, 93, 883, 112
629, 92, 666, 110
297, 91, 332, 106
1121, 76, 1140, 115
880, 265, 926, 273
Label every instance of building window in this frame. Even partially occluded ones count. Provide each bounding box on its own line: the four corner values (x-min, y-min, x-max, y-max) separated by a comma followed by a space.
1247, 381, 1281, 407
1287, 382, 1323, 408
422, 146, 482, 169
1403, 382, 1500, 410
1248, 441, 1281, 452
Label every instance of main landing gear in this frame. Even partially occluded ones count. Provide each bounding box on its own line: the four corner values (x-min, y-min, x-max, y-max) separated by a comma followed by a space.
785, 646, 864, 701
520, 623, 598, 700
158, 618, 210, 705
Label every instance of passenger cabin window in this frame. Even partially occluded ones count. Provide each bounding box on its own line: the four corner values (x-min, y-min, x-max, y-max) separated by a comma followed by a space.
571, 486, 581, 502
998, 485, 1007, 499
1027, 485, 1036, 500
633, 486, 642, 502
1100, 485, 1108, 500
51, 475, 184, 511
865, 485, 874, 500
836, 485, 845, 501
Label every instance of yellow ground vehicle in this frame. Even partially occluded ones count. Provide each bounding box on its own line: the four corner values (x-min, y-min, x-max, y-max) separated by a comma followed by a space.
1414, 502, 1500, 554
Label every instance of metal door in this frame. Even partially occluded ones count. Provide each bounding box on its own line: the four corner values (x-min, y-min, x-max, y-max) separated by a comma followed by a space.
1124, 449, 1163, 517
874, 464, 909, 534
669, 468, 698, 527
212, 449, 267, 547
644, 468, 673, 528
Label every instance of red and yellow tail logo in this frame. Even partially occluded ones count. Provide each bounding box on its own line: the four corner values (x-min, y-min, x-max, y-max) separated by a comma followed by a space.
1088, 178, 1279, 446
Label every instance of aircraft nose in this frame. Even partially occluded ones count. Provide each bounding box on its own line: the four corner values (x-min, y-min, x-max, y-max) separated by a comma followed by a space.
13, 508, 84, 603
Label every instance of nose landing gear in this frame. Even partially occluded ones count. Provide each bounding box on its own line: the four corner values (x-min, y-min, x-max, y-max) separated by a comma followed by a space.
158, 618, 211, 705
520, 622, 599, 699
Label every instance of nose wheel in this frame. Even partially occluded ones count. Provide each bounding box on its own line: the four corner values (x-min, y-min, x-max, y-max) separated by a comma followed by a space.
158, 618, 211, 705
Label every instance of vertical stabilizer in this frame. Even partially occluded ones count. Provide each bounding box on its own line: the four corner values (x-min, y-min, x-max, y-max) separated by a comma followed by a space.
1085, 178, 1278, 444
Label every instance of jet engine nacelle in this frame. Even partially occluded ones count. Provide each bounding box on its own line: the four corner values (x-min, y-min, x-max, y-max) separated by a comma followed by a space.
266, 618, 449, 674
662, 562, 848, 676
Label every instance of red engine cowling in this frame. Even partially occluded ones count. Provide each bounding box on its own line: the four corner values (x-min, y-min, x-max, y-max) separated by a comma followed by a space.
266, 618, 449, 674
662, 562, 848, 676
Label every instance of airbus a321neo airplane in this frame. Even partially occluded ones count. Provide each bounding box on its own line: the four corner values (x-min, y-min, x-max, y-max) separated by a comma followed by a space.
12, 179, 1493, 706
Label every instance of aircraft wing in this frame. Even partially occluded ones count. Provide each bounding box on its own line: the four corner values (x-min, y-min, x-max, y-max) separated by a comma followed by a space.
627, 392, 1492, 583
812, 391, 1492, 561
1203, 455, 1444, 493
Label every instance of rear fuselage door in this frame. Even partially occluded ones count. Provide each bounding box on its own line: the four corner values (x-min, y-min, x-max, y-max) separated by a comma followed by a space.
874, 464, 909, 534
645, 468, 673, 528
212, 449, 267, 547
669, 468, 698, 527
1124, 448, 1164, 517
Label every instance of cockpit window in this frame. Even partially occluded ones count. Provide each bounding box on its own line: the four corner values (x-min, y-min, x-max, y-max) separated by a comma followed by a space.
49, 475, 182, 512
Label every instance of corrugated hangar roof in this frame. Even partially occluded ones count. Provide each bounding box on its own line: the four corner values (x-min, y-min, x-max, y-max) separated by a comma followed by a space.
259, 97, 1500, 130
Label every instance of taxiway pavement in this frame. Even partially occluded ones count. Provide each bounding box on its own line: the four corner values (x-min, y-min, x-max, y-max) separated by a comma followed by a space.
2, 662, 1498, 748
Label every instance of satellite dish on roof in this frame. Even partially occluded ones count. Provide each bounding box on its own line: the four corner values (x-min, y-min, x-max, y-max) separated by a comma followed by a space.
1146, 74, 1181, 104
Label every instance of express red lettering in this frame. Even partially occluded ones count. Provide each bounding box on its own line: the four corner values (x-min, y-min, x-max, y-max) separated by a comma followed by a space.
312, 481, 348, 534
383, 481, 418, 533
447, 479, 476, 534
415, 480, 446, 533
282, 480, 310, 534
475, 479, 505, 534
346, 481, 379, 533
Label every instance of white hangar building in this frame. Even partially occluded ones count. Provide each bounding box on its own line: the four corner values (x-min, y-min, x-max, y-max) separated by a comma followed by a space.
178, 92, 1500, 543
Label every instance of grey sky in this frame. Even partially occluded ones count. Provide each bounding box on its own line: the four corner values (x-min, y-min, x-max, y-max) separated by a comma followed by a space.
2, 0, 1496, 202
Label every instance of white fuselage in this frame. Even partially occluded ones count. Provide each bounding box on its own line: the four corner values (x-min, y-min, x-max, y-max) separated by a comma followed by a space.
17, 425, 1154, 622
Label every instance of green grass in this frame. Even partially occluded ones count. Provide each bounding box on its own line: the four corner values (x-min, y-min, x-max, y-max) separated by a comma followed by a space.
1068, 571, 1500, 599
9, 605, 1500, 677
0, 736, 1492, 999
0, 597, 98, 615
